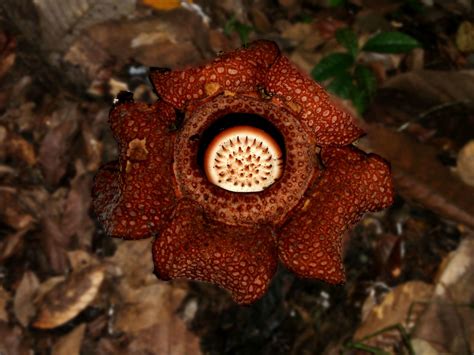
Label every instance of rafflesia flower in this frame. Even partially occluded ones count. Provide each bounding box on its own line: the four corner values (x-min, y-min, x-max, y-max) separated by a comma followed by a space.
92, 40, 394, 304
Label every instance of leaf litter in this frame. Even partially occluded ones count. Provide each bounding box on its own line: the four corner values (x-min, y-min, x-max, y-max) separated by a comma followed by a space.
0, 0, 473, 353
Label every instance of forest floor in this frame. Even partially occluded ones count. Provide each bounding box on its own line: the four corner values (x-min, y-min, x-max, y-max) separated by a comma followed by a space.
0, 0, 474, 354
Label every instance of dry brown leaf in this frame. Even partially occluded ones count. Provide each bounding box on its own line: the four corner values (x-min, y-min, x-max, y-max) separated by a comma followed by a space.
0, 228, 29, 263
0, 321, 31, 355
0, 186, 48, 230
413, 237, 474, 353
114, 283, 185, 333
51, 323, 86, 355
382, 70, 474, 107
457, 140, 474, 186
366, 70, 474, 229
353, 281, 433, 351
434, 237, 474, 289
33, 265, 105, 329
438, 1, 473, 15
33, 0, 135, 52
38, 104, 79, 187
68, 250, 98, 272
8, 135, 36, 166
281, 23, 313, 46
0, 286, 10, 322
0, 31, 16, 80
106, 239, 155, 288
13, 271, 40, 327
63, 35, 114, 91
60, 173, 94, 247
106, 239, 201, 354
1, 0, 135, 91
0, 187, 35, 231
3, 131, 37, 166
114, 283, 201, 355
249, 6, 272, 33
40, 213, 70, 274
85, 11, 210, 69
406, 48, 425, 71
126, 317, 202, 355
366, 125, 474, 229
411, 338, 439, 355
279, 0, 298, 8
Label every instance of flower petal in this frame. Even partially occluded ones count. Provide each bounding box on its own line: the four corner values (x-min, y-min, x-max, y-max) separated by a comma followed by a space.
152, 199, 277, 304
149, 40, 279, 110
92, 99, 177, 239
265, 55, 364, 145
278, 146, 394, 282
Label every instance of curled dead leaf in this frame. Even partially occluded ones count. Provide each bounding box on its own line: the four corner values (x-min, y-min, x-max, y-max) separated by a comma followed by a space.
33, 265, 105, 329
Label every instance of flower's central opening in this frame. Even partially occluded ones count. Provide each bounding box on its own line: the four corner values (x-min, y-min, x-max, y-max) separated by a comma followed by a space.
198, 113, 285, 193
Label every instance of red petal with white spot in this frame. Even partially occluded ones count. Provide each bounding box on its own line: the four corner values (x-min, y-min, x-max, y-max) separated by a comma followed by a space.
152, 199, 277, 304
265, 55, 364, 146
149, 40, 279, 110
278, 146, 394, 282
92, 100, 177, 239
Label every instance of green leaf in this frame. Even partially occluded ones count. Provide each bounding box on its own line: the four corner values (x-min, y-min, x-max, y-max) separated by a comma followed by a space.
404, 0, 425, 12
363, 31, 421, 53
223, 15, 237, 36
235, 23, 253, 47
354, 65, 377, 98
352, 90, 369, 115
296, 13, 313, 24
311, 53, 354, 82
224, 16, 254, 47
352, 66, 377, 114
336, 28, 358, 58
328, 0, 346, 6
327, 72, 355, 100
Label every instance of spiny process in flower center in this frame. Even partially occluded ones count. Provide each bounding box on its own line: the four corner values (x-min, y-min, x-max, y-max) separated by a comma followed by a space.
204, 125, 283, 192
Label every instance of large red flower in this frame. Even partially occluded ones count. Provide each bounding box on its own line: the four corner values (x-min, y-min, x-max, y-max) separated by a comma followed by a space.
92, 41, 394, 304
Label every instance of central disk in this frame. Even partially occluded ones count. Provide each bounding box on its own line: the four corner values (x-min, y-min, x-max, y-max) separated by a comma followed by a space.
203, 125, 283, 192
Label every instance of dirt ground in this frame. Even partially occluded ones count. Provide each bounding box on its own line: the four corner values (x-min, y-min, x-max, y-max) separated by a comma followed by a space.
0, 0, 473, 354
